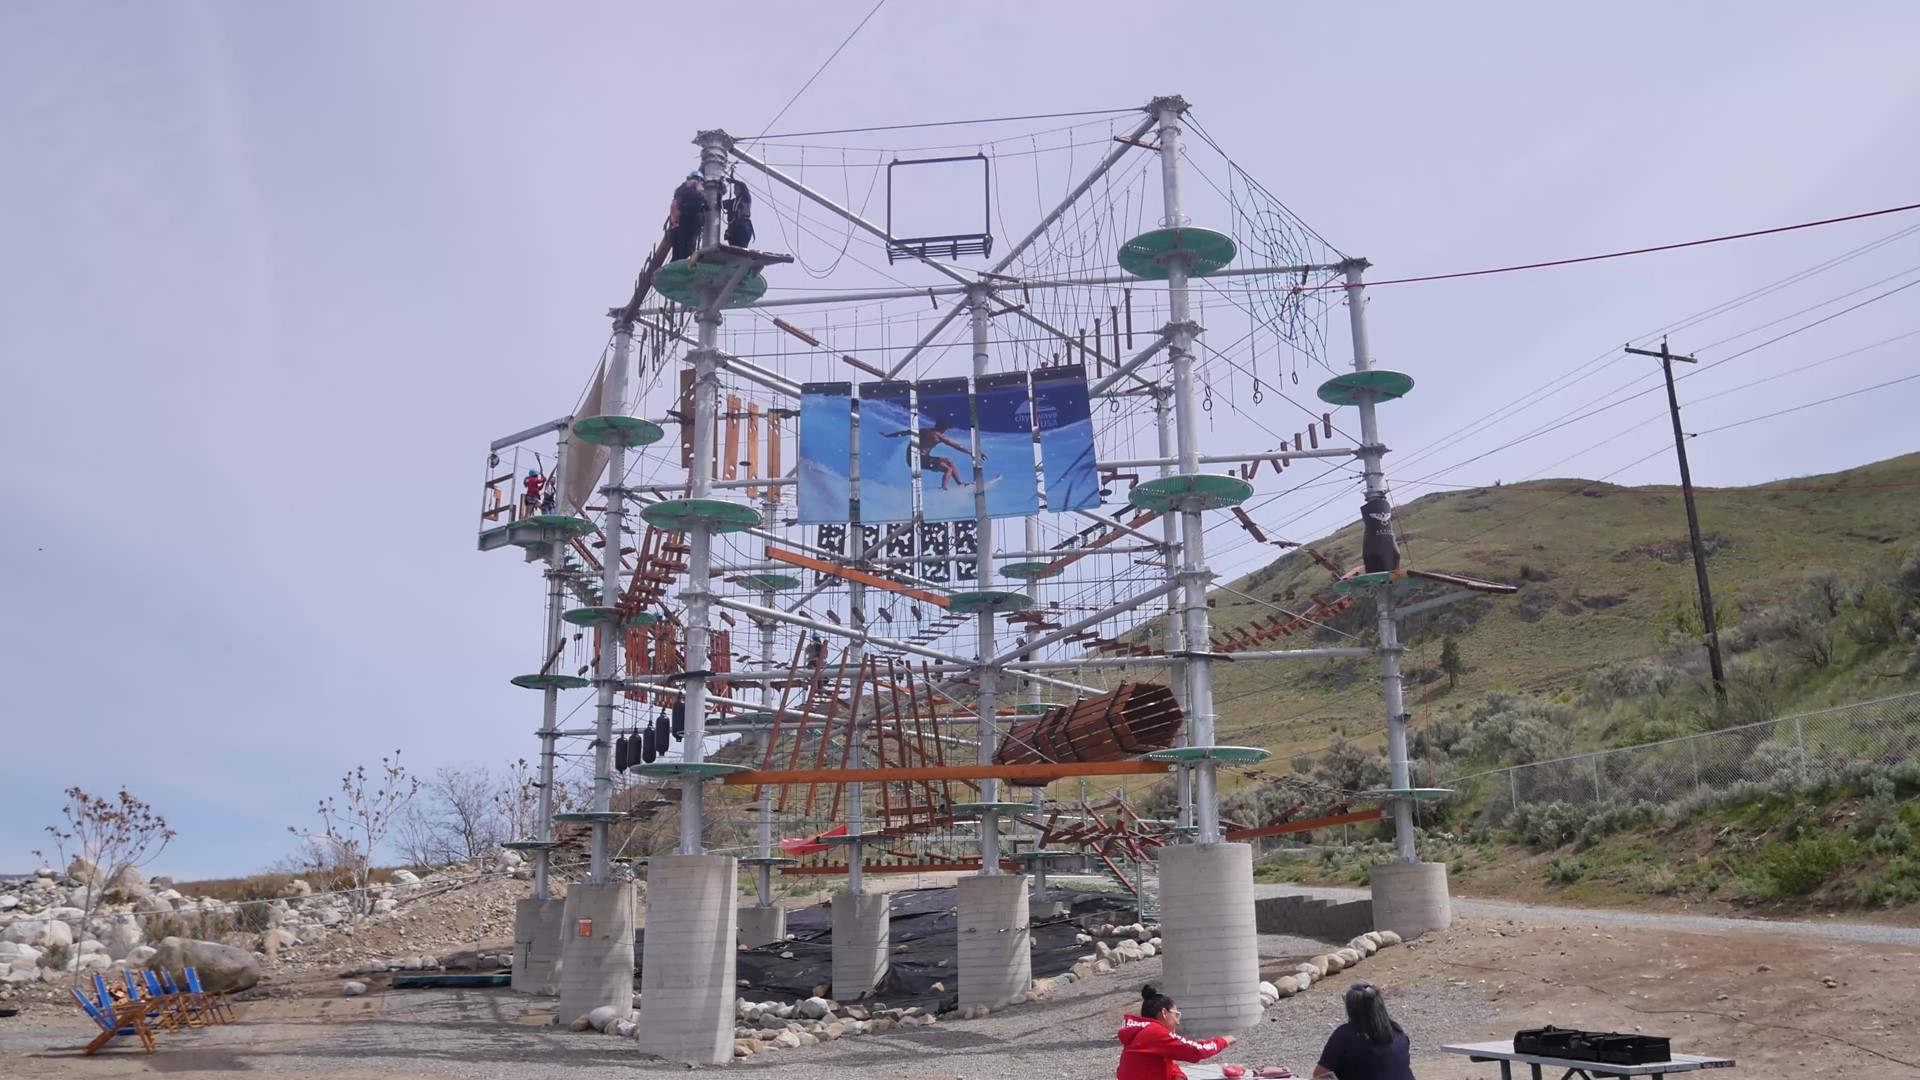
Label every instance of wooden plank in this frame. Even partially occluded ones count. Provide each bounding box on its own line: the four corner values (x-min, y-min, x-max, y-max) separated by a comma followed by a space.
1223, 808, 1382, 842
721, 759, 1168, 786
768, 547, 950, 607
779, 860, 1019, 875
744, 403, 761, 498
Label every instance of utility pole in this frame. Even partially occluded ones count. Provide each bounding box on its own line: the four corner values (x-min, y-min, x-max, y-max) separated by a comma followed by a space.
1625, 338, 1727, 705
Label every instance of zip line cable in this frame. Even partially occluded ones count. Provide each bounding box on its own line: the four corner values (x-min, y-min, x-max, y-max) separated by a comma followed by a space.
752, 0, 890, 141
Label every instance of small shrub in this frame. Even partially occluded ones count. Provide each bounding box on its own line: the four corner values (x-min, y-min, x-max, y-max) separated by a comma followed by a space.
1738, 835, 1860, 899
1546, 856, 1589, 884
42, 943, 73, 971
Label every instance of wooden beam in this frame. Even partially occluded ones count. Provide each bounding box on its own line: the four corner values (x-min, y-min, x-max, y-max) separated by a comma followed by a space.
1222, 808, 1382, 842
767, 547, 951, 607
720, 759, 1169, 786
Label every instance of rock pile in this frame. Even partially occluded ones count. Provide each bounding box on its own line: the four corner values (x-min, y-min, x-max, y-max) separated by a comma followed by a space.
728, 996, 939, 1057
1263, 930, 1403, 1005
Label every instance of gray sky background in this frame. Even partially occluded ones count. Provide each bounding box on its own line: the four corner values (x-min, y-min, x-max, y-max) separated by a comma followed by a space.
4, 2, 1917, 877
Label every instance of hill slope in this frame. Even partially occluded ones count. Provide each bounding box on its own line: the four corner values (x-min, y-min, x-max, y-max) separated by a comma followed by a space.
1204, 451, 1920, 755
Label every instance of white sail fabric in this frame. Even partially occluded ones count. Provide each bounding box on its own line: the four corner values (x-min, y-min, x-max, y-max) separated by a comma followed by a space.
562, 360, 608, 516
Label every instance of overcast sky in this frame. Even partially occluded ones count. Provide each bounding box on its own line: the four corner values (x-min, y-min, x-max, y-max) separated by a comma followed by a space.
4, 2, 1916, 878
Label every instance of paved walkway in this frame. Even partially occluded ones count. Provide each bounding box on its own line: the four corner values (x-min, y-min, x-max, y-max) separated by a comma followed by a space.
1251, 881, 1920, 945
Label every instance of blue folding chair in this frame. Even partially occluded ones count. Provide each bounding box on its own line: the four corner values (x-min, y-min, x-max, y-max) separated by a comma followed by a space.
71, 987, 156, 1055
184, 966, 236, 1024
124, 969, 184, 1031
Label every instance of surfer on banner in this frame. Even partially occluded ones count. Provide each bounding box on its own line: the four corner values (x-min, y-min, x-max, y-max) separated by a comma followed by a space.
883, 416, 982, 491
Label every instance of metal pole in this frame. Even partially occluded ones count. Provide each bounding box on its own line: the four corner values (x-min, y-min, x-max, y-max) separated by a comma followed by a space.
1343, 260, 1418, 863
755, 484, 780, 907
589, 323, 633, 884
1152, 96, 1223, 844
969, 286, 1004, 873
676, 131, 731, 856
846, 389, 868, 896
532, 435, 571, 900
1155, 389, 1193, 838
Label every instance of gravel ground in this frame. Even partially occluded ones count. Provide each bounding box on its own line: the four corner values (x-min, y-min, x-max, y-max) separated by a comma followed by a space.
1252, 882, 1920, 946
0, 950, 1497, 1080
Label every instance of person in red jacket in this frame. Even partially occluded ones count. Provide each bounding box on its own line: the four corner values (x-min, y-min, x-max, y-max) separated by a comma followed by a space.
1117, 984, 1236, 1080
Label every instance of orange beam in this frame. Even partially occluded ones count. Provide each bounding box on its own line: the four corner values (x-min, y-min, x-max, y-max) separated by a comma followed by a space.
767, 548, 950, 608
721, 759, 1169, 786
780, 860, 1019, 875
1223, 808, 1382, 842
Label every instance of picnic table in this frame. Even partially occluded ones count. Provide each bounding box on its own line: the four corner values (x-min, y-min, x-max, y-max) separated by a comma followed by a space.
1443, 1039, 1735, 1079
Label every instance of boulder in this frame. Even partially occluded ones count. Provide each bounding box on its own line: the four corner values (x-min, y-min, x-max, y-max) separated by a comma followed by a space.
1321, 952, 1346, 974
773, 1030, 803, 1049
734, 1039, 756, 1057
344, 981, 368, 997
259, 928, 299, 956
390, 870, 421, 886
798, 995, 833, 1019
1334, 948, 1363, 967
280, 879, 313, 898
1273, 975, 1299, 996
126, 945, 156, 967
569, 1016, 593, 1032
95, 916, 144, 960
1349, 936, 1377, 956
1375, 930, 1402, 946
66, 886, 101, 911
67, 857, 102, 887
149, 937, 261, 994
2, 918, 72, 950
371, 899, 398, 916
587, 1005, 621, 1032
105, 865, 146, 894
77, 952, 112, 971
0, 896, 17, 912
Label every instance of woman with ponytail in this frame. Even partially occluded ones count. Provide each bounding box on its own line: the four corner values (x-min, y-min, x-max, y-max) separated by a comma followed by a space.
1312, 981, 1415, 1080
1117, 984, 1236, 1080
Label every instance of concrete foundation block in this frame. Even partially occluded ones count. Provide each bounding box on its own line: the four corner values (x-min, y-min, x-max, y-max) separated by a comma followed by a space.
957, 874, 1030, 1010
1158, 843, 1261, 1037
1369, 861, 1452, 940
637, 855, 738, 1065
512, 896, 566, 995
830, 892, 890, 1000
557, 883, 636, 1026
738, 905, 787, 949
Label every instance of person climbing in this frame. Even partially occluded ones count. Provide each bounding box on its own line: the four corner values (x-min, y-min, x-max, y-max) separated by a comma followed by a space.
723, 177, 754, 248
805, 631, 826, 668
668, 171, 708, 261
882, 417, 981, 490
521, 469, 545, 518
1312, 982, 1416, 1080
1117, 984, 1234, 1080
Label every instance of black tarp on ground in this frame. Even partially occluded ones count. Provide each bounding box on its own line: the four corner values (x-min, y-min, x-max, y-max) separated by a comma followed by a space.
632, 886, 1141, 1014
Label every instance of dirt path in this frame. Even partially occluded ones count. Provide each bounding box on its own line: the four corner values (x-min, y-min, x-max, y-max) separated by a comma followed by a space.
1254, 881, 1920, 945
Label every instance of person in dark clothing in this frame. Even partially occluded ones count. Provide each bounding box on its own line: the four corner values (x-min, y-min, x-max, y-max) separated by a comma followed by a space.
668, 172, 708, 260
1116, 984, 1234, 1080
1313, 982, 1416, 1080
1359, 494, 1400, 574
723, 178, 754, 247
882, 418, 979, 490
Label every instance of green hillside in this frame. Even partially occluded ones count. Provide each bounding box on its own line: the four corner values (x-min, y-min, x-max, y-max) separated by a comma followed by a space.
1203, 451, 1920, 762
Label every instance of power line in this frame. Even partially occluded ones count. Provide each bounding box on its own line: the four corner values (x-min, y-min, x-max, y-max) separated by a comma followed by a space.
1694, 371, 1920, 436
751, 108, 1139, 143
753, 0, 890, 141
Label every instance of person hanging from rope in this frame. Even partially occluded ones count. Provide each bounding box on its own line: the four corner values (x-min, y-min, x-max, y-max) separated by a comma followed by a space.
1116, 984, 1234, 1080
668, 171, 708, 261
723, 177, 754, 248
882, 416, 981, 490
805, 631, 826, 669
521, 469, 545, 519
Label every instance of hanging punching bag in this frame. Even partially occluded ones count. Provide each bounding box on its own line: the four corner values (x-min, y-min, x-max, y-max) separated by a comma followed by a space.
641, 725, 657, 764
670, 699, 686, 741
1361, 494, 1401, 574
619, 734, 634, 772
654, 711, 671, 749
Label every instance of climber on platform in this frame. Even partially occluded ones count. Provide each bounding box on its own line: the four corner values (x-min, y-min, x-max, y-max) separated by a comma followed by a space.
723, 177, 754, 248
668, 172, 708, 261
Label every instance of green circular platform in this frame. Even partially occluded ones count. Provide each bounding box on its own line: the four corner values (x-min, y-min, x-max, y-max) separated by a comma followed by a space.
1128, 474, 1254, 512
998, 561, 1062, 581
500, 839, 561, 851
1118, 227, 1237, 280
950, 801, 1036, 816
1008, 849, 1074, 861
1013, 702, 1055, 715
641, 498, 762, 534
572, 414, 665, 448
654, 259, 769, 308
553, 811, 627, 824
731, 573, 801, 591
627, 761, 753, 779
739, 856, 801, 867
508, 514, 595, 548
947, 590, 1035, 615
1317, 369, 1415, 406
562, 606, 660, 628
511, 673, 591, 691
1141, 745, 1272, 764
1359, 787, 1454, 802
817, 833, 872, 846
1332, 571, 1423, 597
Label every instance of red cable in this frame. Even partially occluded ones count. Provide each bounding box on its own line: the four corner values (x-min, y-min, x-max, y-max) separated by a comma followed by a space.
1296, 201, 1920, 291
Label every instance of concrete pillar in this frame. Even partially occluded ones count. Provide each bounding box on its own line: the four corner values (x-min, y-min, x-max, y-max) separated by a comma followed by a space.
637, 855, 738, 1065
556, 882, 636, 1025
511, 896, 566, 995
830, 892, 890, 1000
957, 873, 1030, 1011
1369, 861, 1452, 940
738, 905, 787, 949
1158, 843, 1260, 1038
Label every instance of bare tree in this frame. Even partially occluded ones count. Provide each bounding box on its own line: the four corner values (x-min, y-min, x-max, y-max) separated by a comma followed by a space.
291, 751, 418, 929
36, 787, 176, 933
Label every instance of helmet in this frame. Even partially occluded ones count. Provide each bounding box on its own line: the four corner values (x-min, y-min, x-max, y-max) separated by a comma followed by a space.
688, 171, 703, 180
527, 469, 539, 477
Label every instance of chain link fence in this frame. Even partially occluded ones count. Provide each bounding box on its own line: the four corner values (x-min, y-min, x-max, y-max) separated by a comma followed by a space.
1444, 690, 1920, 825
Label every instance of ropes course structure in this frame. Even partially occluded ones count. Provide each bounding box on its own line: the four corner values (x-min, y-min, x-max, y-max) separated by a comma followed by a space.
477, 95, 1510, 1057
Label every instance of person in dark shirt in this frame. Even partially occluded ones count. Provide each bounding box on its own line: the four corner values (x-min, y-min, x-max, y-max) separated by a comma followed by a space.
668, 172, 708, 260
723, 178, 754, 248
1314, 982, 1416, 1080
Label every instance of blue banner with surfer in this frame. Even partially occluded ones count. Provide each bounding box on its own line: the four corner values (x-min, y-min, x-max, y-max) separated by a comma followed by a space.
1032, 364, 1100, 512
797, 382, 853, 523
857, 380, 915, 523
